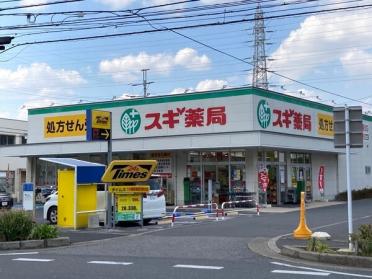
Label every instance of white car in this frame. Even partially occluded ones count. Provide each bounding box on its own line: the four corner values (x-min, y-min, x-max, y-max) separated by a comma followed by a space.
43, 176, 166, 225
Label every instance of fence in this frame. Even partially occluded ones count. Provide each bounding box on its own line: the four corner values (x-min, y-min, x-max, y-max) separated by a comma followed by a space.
171, 202, 218, 227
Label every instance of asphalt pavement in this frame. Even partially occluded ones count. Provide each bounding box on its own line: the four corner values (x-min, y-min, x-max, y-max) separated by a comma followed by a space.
1, 199, 372, 279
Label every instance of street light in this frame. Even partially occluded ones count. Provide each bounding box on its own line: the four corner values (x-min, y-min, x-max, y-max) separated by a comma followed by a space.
0, 36, 14, 50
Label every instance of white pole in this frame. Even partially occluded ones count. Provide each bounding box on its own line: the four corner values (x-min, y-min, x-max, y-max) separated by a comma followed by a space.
345, 106, 354, 251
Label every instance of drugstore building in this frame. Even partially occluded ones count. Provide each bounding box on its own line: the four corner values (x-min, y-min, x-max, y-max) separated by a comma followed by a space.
3, 87, 371, 205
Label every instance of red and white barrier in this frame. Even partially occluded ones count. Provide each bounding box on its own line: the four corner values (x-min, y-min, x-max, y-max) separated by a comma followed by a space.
171, 202, 218, 227
220, 199, 258, 220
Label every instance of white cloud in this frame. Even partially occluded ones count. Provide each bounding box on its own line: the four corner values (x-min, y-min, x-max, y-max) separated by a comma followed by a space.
18, 98, 59, 120
98, 0, 186, 9
170, 88, 192, 95
340, 49, 372, 76
143, 0, 186, 7
195, 79, 227, 92
175, 48, 210, 71
20, 0, 49, 11
96, 0, 134, 9
0, 63, 85, 90
171, 79, 228, 94
100, 48, 210, 82
269, 12, 372, 82
0, 63, 85, 120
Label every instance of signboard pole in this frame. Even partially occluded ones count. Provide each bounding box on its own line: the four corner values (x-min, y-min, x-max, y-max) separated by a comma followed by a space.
106, 112, 113, 228
345, 106, 354, 251
140, 196, 144, 228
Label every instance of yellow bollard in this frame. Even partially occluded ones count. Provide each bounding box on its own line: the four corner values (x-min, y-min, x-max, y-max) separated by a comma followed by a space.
293, 192, 312, 239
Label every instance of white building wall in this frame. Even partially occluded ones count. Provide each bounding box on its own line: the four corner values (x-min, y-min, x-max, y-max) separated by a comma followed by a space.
311, 153, 338, 201
246, 149, 258, 193
337, 120, 372, 193
176, 151, 187, 205
0, 118, 27, 202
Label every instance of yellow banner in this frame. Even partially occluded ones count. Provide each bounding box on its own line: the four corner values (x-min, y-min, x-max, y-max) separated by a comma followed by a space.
116, 194, 142, 221
317, 113, 334, 136
109, 185, 150, 193
92, 110, 111, 129
44, 114, 86, 138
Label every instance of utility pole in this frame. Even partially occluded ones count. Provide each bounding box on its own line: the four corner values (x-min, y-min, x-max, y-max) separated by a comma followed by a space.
252, 4, 268, 89
130, 69, 154, 98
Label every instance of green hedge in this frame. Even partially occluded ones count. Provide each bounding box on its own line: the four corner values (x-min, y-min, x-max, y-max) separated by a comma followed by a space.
334, 188, 372, 201
30, 224, 58, 240
352, 224, 372, 257
0, 210, 33, 241
0, 210, 59, 242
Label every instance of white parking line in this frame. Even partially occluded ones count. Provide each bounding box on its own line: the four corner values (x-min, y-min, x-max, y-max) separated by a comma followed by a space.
0, 252, 39, 256
271, 262, 372, 278
88, 261, 133, 265
12, 258, 54, 262
272, 270, 330, 276
173, 264, 224, 270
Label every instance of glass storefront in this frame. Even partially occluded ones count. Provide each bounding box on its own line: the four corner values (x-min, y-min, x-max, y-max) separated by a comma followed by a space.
257, 151, 312, 205
186, 151, 247, 205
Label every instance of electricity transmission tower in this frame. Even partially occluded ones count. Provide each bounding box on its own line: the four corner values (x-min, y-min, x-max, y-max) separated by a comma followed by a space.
252, 4, 268, 90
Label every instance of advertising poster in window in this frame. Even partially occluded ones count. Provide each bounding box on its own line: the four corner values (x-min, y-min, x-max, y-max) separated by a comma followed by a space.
151, 152, 172, 178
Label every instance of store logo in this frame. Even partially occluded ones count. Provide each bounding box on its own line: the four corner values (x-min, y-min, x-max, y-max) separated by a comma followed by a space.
120, 108, 141, 135
257, 100, 271, 128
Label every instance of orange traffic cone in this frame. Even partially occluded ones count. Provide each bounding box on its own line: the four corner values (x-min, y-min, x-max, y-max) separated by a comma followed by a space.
293, 192, 312, 239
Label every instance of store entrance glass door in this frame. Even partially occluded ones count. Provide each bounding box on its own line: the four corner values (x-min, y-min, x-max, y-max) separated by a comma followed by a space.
290, 166, 312, 203
266, 165, 278, 205
203, 165, 215, 203
202, 165, 228, 204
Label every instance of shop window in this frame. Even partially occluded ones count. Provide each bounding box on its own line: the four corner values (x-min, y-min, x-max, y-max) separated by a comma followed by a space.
279, 152, 285, 163
230, 151, 246, 162
0, 135, 15, 146
202, 152, 217, 162
215, 151, 229, 162
304, 153, 311, 164
297, 153, 304, 164
290, 153, 297, 163
266, 151, 278, 162
133, 153, 146, 160
231, 165, 246, 193
188, 151, 200, 163
366, 166, 371, 175
257, 151, 264, 161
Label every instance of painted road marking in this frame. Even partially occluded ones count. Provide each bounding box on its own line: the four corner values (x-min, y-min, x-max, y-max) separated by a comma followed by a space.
271, 262, 372, 278
12, 258, 54, 262
174, 264, 224, 270
88, 261, 133, 265
0, 252, 39, 256
272, 270, 330, 276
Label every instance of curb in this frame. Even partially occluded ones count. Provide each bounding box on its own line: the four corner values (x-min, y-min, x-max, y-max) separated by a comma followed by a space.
0, 237, 70, 250
280, 245, 372, 268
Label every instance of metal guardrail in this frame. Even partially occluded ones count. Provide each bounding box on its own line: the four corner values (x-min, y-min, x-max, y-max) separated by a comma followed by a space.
171, 202, 218, 227
220, 199, 259, 220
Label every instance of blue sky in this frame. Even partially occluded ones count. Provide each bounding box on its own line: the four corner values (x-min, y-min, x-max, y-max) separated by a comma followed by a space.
0, 0, 372, 120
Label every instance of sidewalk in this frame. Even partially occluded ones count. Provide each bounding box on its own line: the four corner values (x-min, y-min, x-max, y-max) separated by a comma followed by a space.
269, 200, 372, 269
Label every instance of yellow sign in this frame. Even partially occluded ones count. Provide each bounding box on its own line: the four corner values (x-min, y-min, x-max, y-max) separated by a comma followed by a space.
92, 110, 111, 129
109, 185, 150, 194
44, 114, 86, 138
317, 113, 334, 136
102, 160, 157, 183
116, 194, 142, 221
